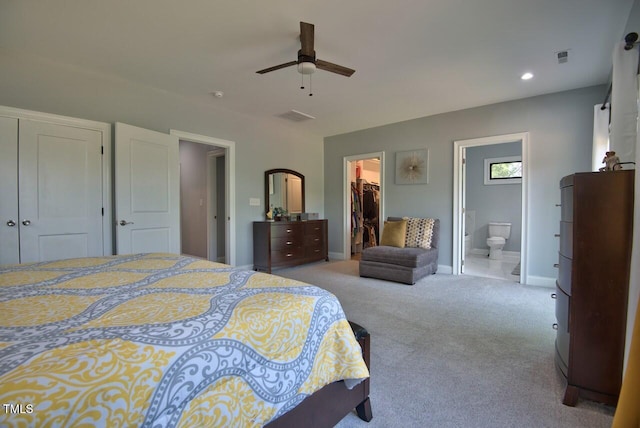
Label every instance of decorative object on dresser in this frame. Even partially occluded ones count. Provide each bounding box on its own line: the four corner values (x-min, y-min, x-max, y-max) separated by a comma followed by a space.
253, 219, 329, 273
554, 170, 634, 407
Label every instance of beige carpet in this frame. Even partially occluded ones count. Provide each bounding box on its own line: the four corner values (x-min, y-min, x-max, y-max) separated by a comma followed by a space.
276, 260, 615, 428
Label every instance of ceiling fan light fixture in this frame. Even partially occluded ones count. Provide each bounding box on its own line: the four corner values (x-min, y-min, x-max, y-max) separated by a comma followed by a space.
297, 61, 316, 75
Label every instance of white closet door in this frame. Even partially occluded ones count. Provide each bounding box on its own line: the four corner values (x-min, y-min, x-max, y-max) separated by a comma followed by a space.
18, 120, 103, 263
115, 123, 180, 255
0, 117, 19, 265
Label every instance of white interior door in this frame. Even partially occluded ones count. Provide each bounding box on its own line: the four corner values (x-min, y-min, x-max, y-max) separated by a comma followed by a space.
0, 117, 19, 265
115, 123, 180, 254
19, 120, 103, 263
461, 149, 467, 273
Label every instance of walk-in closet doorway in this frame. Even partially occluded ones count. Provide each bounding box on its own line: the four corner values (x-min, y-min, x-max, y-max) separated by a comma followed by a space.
343, 152, 385, 261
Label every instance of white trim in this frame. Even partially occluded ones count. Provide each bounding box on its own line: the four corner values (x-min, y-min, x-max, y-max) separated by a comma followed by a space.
342, 152, 385, 261
453, 132, 529, 284
526, 275, 556, 288
483, 155, 522, 185
437, 265, 453, 274
329, 251, 346, 261
0, 105, 113, 257
170, 129, 236, 266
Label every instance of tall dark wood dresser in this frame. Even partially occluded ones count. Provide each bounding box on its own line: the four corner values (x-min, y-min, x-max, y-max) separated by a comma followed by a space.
253, 220, 328, 273
555, 170, 634, 406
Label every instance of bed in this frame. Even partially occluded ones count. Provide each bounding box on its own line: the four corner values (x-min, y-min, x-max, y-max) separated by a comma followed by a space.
0, 253, 371, 427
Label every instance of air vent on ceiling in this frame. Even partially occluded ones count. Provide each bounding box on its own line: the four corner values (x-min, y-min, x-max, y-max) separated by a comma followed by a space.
278, 109, 316, 122
556, 50, 570, 64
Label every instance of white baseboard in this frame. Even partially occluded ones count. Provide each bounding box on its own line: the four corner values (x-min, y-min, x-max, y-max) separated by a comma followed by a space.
438, 265, 453, 274
236, 263, 253, 271
469, 248, 520, 258
526, 275, 555, 288
329, 251, 347, 261
470, 248, 488, 256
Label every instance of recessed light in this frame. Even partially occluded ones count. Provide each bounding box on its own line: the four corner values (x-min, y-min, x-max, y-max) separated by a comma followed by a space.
211, 91, 224, 98
521, 72, 534, 80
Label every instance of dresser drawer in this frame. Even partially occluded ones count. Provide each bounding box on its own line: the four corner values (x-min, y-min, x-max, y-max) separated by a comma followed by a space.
560, 186, 573, 222
271, 236, 302, 251
304, 234, 323, 248
559, 221, 572, 258
555, 284, 570, 333
271, 223, 303, 239
305, 246, 325, 259
557, 254, 572, 295
555, 284, 571, 375
304, 221, 324, 236
272, 247, 305, 264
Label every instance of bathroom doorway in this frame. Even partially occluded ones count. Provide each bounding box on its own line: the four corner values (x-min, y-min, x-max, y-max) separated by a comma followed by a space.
343, 152, 385, 261
171, 129, 236, 266
453, 133, 529, 284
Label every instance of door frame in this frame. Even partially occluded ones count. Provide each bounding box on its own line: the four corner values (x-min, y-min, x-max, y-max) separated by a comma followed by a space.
342, 152, 385, 260
170, 129, 236, 266
452, 132, 529, 284
0, 105, 112, 256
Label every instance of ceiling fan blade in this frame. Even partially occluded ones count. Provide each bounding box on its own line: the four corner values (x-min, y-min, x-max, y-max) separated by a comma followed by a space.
300, 22, 315, 57
316, 59, 355, 77
256, 61, 298, 74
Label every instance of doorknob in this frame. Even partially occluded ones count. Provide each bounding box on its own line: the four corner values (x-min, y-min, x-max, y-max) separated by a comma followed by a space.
119, 220, 134, 226
6, 220, 16, 227
22, 220, 31, 226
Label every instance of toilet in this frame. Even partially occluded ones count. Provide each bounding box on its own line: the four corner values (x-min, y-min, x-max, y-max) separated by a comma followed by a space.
487, 222, 511, 260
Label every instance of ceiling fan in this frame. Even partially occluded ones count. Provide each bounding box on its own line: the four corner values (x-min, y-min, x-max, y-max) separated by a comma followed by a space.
256, 21, 355, 89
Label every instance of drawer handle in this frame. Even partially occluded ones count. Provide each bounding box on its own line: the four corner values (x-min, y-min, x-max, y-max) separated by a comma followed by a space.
554, 234, 560, 237
553, 263, 559, 268
314, 238, 319, 242
286, 229, 292, 233
551, 293, 557, 299
286, 241, 293, 245
552, 323, 558, 330
286, 253, 293, 257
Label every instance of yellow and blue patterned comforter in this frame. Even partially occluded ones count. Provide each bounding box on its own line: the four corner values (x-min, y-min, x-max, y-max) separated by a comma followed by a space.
0, 253, 369, 427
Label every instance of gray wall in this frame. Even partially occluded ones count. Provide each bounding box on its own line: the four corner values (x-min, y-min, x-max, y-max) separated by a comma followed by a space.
0, 51, 324, 267
466, 142, 522, 252
325, 85, 605, 281
179, 141, 211, 259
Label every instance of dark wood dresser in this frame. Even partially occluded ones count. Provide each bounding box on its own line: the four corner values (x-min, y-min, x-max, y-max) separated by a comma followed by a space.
253, 220, 328, 273
555, 170, 634, 406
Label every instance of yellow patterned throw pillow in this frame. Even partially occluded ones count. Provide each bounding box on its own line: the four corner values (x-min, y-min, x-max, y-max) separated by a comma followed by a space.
403, 217, 435, 249
380, 220, 407, 248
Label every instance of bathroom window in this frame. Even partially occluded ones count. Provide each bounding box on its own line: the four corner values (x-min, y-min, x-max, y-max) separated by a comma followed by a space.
484, 156, 522, 185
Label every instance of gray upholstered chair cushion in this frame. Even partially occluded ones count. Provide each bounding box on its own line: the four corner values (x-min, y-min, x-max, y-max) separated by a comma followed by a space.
360, 246, 438, 268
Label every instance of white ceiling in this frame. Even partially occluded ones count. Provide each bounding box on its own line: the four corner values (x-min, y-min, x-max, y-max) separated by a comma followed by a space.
0, 0, 634, 137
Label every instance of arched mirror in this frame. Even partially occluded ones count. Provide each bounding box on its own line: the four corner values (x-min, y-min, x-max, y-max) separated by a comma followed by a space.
265, 169, 305, 218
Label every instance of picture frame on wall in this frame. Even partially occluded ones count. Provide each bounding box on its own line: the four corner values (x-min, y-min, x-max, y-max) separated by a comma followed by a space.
395, 149, 429, 184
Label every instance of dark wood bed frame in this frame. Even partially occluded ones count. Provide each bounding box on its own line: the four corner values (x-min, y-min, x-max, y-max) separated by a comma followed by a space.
266, 321, 372, 427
